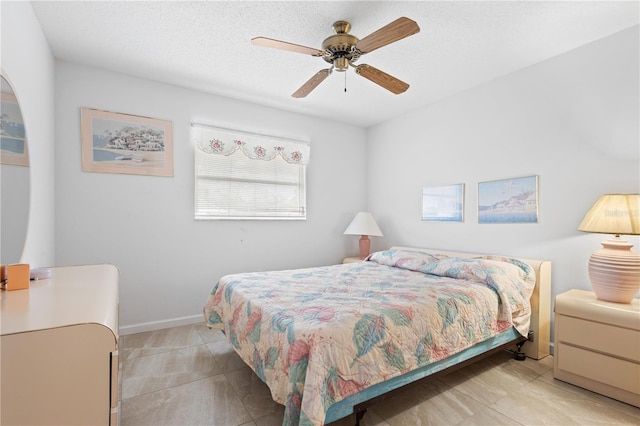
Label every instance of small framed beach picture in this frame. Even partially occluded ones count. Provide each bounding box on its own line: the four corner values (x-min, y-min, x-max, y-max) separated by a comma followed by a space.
0, 89, 29, 167
81, 108, 173, 177
422, 183, 464, 222
478, 175, 538, 223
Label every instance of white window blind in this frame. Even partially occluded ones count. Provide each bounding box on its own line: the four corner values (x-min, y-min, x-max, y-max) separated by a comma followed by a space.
193, 124, 308, 220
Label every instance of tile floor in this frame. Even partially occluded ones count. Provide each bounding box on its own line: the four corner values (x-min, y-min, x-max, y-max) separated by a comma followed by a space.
119, 324, 640, 425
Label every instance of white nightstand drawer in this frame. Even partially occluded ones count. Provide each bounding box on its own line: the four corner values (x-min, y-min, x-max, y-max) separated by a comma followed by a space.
556, 315, 640, 361
556, 343, 640, 395
554, 290, 640, 407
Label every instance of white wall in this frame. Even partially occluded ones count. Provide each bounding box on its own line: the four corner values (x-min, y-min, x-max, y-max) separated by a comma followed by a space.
0, 2, 56, 267
54, 62, 366, 332
366, 26, 640, 341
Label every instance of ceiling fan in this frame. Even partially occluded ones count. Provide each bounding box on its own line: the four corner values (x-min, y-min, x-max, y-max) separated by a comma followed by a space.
251, 17, 420, 98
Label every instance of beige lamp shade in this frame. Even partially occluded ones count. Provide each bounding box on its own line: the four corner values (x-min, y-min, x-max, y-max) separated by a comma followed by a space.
578, 194, 640, 304
344, 212, 383, 259
578, 194, 640, 236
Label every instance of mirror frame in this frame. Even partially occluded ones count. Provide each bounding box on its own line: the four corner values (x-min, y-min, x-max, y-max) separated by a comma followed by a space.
1, 72, 31, 265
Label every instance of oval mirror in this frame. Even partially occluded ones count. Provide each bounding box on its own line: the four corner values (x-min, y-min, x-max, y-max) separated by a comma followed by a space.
1, 74, 30, 265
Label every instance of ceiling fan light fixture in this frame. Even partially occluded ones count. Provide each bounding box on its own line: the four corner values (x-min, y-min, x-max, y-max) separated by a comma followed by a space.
334, 57, 349, 72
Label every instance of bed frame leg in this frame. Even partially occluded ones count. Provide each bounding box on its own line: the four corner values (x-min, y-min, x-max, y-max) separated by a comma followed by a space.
354, 408, 367, 426
514, 341, 527, 361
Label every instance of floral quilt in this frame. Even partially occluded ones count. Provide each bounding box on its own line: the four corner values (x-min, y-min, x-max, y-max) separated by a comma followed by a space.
203, 249, 536, 425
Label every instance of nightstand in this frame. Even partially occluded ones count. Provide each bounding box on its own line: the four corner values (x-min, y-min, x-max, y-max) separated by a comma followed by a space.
554, 289, 640, 407
343, 256, 364, 264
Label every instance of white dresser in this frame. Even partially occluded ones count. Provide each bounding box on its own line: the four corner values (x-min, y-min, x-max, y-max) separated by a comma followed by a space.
554, 289, 640, 407
1, 264, 119, 425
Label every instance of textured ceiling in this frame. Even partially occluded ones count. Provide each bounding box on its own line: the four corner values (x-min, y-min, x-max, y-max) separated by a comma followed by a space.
31, 1, 639, 128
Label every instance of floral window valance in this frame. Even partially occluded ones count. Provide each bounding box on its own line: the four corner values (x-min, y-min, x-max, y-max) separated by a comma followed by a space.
192, 123, 310, 165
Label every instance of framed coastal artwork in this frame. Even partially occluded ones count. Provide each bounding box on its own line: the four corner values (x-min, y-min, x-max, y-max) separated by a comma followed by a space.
81, 108, 173, 176
422, 183, 464, 222
478, 175, 538, 223
0, 81, 29, 167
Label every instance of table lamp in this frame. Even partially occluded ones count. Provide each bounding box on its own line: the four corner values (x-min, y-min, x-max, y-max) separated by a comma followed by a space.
578, 193, 640, 303
344, 212, 383, 259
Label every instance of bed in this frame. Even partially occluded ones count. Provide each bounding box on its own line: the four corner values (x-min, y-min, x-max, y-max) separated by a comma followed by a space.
203, 247, 551, 425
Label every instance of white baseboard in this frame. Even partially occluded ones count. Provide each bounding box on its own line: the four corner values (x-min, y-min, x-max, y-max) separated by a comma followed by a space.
119, 314, 203, 335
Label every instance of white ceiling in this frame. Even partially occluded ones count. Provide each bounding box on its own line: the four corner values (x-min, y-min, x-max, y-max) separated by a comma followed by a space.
31, 1, 639, 128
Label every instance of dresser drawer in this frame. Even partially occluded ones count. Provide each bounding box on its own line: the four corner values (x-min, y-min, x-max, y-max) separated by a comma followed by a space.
556, 343, 640, 395
556, 315, 640, 361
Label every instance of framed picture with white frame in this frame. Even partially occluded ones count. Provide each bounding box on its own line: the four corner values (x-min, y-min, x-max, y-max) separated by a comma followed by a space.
478, 175, 538, 223
422, 183, 464, 222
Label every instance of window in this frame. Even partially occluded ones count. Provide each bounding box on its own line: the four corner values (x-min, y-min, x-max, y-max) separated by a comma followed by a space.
193, 124, 309, 220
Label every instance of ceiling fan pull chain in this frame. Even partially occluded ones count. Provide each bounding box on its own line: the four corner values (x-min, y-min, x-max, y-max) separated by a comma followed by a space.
344, 71, 347, 93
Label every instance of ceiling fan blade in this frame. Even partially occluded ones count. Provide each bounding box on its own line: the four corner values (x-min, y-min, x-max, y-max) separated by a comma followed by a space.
292, 69, 331, 98
251, 37, 323, 56
355, 64, 409, 94
356, 17, 420, 53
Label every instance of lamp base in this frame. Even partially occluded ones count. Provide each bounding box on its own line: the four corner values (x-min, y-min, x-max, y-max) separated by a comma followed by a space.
358, 235, 371, 260
588, 237, 640, 304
